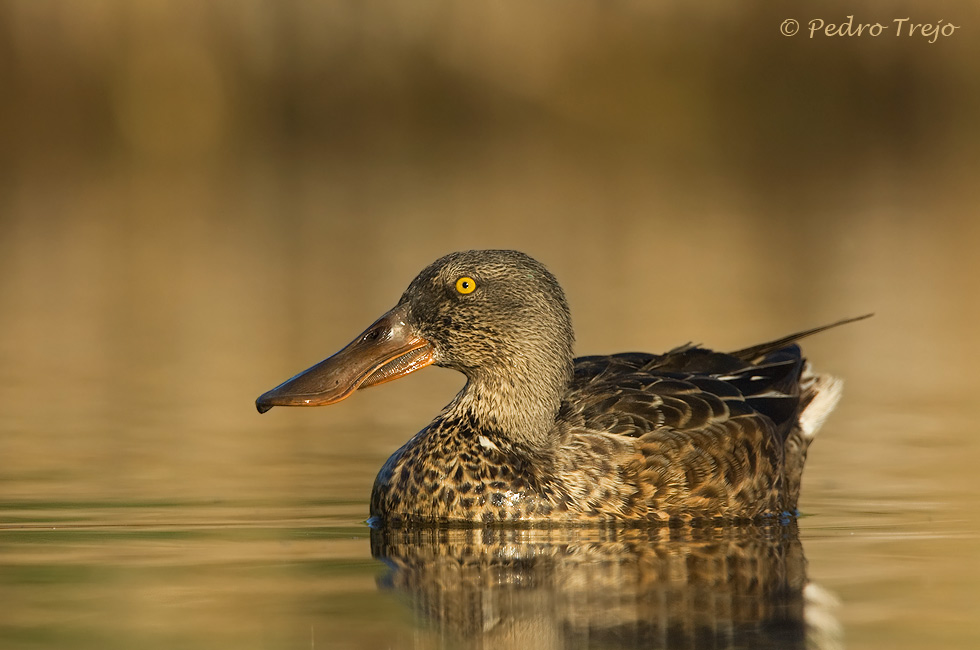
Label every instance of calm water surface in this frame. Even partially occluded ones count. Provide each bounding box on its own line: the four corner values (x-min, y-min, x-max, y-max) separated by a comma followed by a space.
2, 404, 977, 649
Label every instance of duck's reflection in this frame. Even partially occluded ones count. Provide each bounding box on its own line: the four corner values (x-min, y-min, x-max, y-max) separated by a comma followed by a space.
371, 523, 840, 650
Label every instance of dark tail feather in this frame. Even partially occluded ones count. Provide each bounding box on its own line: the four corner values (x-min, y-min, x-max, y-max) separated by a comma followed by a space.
728, 313, 873, 363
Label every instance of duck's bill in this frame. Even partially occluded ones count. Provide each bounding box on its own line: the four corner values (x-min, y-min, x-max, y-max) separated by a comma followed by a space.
256, 304, 434, 413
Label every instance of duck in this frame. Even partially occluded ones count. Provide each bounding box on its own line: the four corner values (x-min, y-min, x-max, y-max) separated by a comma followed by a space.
256, 250, 868, 525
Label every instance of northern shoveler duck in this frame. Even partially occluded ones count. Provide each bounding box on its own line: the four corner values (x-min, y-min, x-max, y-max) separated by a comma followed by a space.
257, 250, 868, 525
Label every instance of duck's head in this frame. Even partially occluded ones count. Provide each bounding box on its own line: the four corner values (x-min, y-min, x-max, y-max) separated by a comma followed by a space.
256, 250, 574, 437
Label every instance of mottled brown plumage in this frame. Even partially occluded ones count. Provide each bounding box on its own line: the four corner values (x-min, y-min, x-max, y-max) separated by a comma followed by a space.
257, 250, 867, 525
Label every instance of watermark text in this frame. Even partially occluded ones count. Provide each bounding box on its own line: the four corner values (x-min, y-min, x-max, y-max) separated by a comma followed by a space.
780, 16, 960, 43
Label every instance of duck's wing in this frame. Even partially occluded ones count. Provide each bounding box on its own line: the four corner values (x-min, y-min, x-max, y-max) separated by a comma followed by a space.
557, 318, 867, 519
565, 345, 804, 438
561, 334, 843, 518
564, 314, 870, 439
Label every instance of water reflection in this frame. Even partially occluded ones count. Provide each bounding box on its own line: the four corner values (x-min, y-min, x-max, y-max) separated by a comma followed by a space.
372, 523, 837, 650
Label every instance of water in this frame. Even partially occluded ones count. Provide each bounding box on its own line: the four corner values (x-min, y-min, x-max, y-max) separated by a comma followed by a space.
2, 2, 979, 648
3, 442, 976, 649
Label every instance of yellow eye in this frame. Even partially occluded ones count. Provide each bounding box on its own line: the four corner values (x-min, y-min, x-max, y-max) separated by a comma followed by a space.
455, 276, 477, 294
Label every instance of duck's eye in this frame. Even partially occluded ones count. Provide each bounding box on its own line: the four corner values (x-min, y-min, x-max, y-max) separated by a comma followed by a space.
455, 276, 477, 295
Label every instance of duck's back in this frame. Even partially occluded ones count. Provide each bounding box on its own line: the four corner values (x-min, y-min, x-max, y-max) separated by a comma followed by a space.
558, 342, 840, 521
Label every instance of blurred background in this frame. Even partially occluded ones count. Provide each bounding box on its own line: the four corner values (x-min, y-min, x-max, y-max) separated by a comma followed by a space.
1, 1, 978, 649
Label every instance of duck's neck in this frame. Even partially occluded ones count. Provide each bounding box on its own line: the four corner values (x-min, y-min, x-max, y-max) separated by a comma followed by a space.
447, 352, 573, 452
